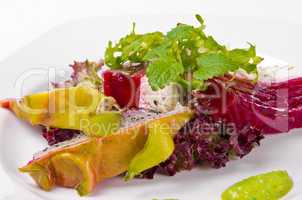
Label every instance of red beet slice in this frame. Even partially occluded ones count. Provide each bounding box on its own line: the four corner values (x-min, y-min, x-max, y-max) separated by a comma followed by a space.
194, 76, 302, 134
103, 69, 145, 108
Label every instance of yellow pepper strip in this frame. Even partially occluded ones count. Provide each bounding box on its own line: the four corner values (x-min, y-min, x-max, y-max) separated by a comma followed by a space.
124, 120, 175, 181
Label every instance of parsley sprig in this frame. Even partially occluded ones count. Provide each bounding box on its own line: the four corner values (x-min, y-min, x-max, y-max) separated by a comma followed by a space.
104, 15, 263, 90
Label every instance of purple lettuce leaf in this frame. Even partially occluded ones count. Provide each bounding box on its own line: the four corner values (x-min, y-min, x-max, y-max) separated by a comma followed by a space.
42, 127, 81, 146
141, 115, 264, 179
52, 60, 103, 90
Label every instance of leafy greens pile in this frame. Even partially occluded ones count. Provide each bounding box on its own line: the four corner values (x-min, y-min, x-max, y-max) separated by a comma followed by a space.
105, 15, 263, 90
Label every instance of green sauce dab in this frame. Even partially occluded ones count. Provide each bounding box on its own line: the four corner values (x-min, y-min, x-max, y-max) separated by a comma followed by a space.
221, 170, 293, 200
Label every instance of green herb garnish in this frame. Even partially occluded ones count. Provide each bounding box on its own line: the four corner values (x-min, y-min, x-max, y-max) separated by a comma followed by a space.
104, 15, 263, 90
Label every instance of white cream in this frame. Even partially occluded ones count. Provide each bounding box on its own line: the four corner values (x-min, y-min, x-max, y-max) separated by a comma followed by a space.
257, 54, 298, 83
139, 76, 182, 113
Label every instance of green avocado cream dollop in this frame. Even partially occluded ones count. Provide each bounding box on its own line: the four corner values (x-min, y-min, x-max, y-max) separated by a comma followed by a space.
221, 170, 293, 200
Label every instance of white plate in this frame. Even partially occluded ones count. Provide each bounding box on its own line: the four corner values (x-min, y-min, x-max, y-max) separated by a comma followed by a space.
0, 14, 302, 200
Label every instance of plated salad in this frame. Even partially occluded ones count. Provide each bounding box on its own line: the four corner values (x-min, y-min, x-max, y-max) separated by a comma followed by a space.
1, 15, 301, 198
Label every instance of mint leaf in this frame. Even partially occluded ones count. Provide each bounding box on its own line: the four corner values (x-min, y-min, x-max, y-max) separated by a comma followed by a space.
144, 40, 172, 61
228, 44, 263, 73
204, 36, 226, 51
194, 53, 238, 81
195, 14, 205, 26
122, 32, 164, 62
167, 15, 205, 41
167, 24, 197, 40
147, 56, 184, 90
105, 31, 164, 68
105, 41, 123, 69
104, 14, 263, 91
167, 25, 202, 70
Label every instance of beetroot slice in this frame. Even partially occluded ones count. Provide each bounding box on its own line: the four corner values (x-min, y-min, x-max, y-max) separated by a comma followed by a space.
194, 76, 302, 134
103, 69, 145, 108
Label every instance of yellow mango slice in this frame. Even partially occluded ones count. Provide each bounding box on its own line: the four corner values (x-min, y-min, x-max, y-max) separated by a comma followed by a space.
1, 86, 121, 136
19, 110, 193, 196
51, 153, 97, 196
20, 163, 54, 191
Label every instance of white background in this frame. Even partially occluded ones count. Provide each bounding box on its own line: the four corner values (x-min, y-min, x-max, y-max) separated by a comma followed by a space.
0, 0, 301, 199
0, 0, 302, 62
